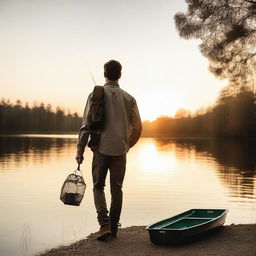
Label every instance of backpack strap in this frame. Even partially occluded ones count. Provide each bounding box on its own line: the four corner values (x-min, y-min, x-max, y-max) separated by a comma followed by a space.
91, 86, 104, 100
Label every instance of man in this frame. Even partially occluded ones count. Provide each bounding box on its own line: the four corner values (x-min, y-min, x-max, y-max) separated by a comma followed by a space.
76, 60, 142, 241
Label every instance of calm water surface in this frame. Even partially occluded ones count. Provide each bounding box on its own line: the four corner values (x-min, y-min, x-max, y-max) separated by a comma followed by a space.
0, 135, 255, 256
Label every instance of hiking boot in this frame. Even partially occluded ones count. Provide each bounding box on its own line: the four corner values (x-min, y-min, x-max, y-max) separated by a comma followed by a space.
96, 224, 111, 241
111, 223, 121, 239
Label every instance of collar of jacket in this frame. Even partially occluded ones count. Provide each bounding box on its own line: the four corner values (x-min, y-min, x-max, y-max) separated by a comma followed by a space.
104, 81, 120, 88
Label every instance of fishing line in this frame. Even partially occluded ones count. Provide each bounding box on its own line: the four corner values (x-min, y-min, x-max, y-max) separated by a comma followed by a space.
79, 54, 97, 86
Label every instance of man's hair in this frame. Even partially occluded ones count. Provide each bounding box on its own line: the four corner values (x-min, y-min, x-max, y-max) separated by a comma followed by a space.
104, 60, 122, 81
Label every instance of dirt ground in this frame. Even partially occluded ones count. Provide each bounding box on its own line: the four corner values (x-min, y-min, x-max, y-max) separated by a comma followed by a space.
39, 224, 256, 256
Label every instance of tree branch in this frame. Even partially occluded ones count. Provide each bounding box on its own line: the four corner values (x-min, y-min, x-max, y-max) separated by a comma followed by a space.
240, 53, 256, 63
245, 0, 256, 4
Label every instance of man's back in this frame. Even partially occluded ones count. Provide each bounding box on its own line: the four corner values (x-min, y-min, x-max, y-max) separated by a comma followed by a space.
98, 81, 141, 156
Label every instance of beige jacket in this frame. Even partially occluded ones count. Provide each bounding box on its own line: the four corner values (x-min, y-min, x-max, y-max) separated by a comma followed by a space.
76, 82, 142, 157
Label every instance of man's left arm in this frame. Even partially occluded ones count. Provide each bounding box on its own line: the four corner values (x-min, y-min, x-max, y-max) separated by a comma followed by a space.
76, 129, 90, 163
76, 94, 91, 163
129, 98, 142, 148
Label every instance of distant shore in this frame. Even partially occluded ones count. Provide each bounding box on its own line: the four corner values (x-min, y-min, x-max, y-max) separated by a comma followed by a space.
0, 131, 78, 135
1, 132, 256, 139
39, 224, 256, 256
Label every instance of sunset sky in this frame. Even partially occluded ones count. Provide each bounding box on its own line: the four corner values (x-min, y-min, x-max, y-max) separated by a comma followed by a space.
0, 0, 226, 121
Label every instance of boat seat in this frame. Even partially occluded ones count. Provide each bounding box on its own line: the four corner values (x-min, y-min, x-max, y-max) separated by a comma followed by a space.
185, 217, 212, 220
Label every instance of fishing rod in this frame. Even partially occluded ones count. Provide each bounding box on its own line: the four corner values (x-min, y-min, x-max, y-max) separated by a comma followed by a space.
80, 55, 97, 86
89, 69, 96, 86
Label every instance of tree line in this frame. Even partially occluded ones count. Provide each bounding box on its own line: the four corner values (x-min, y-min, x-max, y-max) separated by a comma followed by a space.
0, 99, 82, 133
142, 86, 256, 137
1, 85, 256, 136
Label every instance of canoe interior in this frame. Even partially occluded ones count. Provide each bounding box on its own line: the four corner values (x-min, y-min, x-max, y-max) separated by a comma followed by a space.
148, 209, 227, 230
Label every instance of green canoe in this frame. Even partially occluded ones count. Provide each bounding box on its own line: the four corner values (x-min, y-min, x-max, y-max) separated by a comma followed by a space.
146, 209, 228, 245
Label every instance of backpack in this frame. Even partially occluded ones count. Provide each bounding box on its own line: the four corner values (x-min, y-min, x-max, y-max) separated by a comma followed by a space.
86, 85, 104, 131
80, 86, 104, 148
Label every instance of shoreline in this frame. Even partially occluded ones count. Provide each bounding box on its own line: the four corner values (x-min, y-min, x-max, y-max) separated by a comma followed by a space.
2, 133, 256, 143
1, 132, 256, 139
39, 224, 256, 256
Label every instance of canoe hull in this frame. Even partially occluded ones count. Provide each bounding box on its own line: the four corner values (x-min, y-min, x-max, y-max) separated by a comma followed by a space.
147, 209, 228, 245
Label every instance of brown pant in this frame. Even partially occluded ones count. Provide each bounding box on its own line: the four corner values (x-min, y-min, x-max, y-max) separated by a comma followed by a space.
92, 150, 126, 226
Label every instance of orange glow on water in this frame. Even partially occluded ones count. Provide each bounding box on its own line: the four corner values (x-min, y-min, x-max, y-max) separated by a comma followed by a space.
138, 142, 176, 173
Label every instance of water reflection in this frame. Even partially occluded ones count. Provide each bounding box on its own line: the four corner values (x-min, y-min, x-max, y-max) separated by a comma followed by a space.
0, 135, 77, 172
1, 136, 255, 200
0, 135, 255, 256
154, 138, 256, 200
138, 142, 176, 174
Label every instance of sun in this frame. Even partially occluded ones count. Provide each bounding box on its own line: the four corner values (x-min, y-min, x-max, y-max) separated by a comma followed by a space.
140, 106, 164, 121
138, 92, 180, 121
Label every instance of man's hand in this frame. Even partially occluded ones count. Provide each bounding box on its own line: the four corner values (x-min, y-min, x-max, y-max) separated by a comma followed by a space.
76, 156, 84, 164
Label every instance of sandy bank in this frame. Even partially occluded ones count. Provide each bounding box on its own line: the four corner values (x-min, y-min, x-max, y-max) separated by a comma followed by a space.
39, 224, 256, 256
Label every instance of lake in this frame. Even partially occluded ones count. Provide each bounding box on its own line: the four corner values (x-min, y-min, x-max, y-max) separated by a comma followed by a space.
0, 135, 255, 256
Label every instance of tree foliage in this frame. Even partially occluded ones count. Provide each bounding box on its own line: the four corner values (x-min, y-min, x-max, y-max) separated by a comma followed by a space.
175, 0, 256, 86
